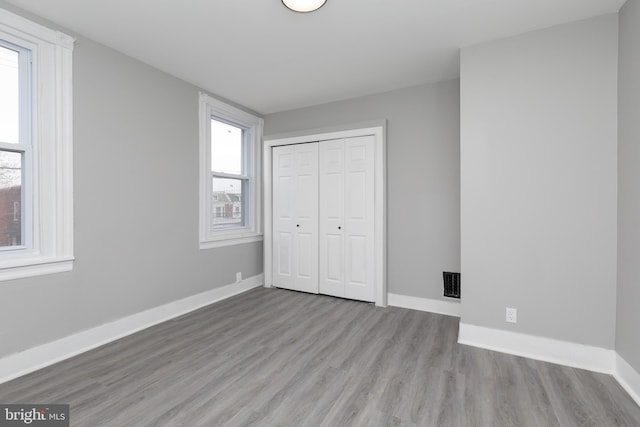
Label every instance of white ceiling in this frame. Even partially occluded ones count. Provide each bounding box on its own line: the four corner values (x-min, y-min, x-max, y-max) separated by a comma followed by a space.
5, 0, 625, 114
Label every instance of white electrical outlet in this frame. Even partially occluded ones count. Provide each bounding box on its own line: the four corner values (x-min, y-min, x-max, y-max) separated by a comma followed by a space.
236, 272, 242, 283
506, 307, 517, 323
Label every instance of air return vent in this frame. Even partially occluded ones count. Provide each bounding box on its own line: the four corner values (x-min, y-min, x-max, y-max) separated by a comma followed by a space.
443, 272, 461, 299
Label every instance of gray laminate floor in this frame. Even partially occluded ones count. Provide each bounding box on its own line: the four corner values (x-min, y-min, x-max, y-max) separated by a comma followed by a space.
1, 287, 639, 426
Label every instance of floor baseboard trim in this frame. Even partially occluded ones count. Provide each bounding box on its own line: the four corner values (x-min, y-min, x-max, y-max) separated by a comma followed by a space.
0, 274, 264, 385
458, 323, 615, 374
614, 353, 640, 407
387, 293, 461, 317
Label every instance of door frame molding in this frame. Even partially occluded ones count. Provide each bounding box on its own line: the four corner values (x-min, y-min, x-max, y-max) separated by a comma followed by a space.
263, 124, 387, 306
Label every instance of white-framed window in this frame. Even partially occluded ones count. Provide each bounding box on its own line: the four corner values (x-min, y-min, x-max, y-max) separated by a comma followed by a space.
0, 8, 74, 281
199, 92, 263, 249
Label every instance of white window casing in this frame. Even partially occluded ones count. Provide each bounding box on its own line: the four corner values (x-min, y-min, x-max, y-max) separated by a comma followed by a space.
0, 8, 74, 281
199, 92, 263, 249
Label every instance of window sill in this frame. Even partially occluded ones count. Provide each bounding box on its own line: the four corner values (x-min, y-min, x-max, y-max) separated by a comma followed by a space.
199, 233, 263, 250
0, 257, 74, 281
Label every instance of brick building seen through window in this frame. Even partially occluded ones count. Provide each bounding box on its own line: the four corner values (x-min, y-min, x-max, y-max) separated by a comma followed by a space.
0, 186, 21, 246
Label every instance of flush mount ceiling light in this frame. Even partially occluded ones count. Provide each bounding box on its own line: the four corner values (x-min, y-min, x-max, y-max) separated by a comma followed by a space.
281, 0, 327, 13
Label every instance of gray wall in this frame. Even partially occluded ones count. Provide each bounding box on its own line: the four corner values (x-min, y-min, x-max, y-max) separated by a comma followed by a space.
265, 80, 461, 300
0, 4, 262, 358
460, 14, 619, 348
617, 0, 640, 371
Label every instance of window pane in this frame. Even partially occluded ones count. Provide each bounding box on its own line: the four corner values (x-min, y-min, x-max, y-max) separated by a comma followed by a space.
0, 44, 20, 144
211, 177, 245, 230
211, 118, 243, 175
0, 150, 22, 247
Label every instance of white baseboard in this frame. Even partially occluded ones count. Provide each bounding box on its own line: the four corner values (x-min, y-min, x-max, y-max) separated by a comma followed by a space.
0, 274, 264, 385
387, 293, 461, 317
614, 353, 640, 407
458, 323, 615, 374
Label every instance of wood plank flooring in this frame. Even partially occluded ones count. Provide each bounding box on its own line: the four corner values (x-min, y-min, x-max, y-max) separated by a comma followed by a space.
0, 287, 639, 426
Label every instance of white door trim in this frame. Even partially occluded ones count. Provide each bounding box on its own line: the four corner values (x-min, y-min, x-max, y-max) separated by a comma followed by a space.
264, 125, 387, 306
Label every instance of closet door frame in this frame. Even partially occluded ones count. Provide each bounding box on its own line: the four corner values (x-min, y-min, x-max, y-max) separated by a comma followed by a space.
263, 123, 387, 307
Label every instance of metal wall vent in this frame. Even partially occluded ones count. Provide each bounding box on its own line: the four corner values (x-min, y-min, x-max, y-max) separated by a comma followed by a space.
443, 272, 461, 299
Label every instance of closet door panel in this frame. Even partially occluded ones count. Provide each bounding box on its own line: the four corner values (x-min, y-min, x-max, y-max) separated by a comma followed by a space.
273, 146, 295, 290
344, 136, 375, 302
294, 144, 319, 293
277, 232, 292, 276
272, 143, 319, 294
319, 139, 345, 297
326, 235, 343, 281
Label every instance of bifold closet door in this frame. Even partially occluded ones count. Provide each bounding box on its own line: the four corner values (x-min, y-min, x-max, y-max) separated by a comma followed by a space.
319, 136, 375, 302
272, 143, 319, 294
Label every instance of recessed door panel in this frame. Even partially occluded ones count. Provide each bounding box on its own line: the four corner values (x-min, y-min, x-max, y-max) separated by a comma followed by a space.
347, 171, 366, 220
278, 176, 293, 219
297, 150, 313, 169
326, 173, 343, 219
327, 234, 344, 281
347, 235, 367, 284
349, 145, 366, 163
296, 174, 316, 219
278, 232, 292, 276
297, 233, 313, 278
279, 152, 293, 168
326, 147, 342, 166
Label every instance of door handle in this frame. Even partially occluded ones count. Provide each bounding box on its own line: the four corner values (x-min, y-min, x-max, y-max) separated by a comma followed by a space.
338, 226, 342, 230
297, 224, 300, 227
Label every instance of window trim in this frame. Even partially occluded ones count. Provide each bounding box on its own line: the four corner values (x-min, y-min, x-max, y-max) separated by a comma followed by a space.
0, 8, 74, 281
199, 92, 263, 249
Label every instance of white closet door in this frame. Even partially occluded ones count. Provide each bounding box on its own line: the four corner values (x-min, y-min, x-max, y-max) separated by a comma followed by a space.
319, 136, 375, 302
272, 143, 319, 294
319, 140, 345, 297
344, 136, 375, 301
